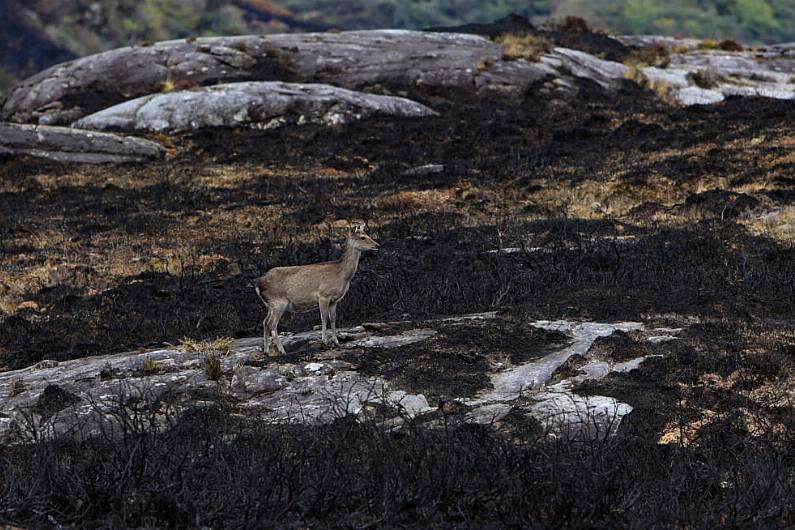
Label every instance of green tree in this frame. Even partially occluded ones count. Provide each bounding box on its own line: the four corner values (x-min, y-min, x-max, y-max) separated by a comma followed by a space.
734, 0, 779, 39
622, 0, 659, 32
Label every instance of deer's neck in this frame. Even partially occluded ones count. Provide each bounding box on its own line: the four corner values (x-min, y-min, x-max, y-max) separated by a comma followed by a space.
339, 243, 361, 282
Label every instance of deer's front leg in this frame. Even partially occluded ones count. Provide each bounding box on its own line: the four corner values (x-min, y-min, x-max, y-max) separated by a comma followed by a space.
329, 301, 340, 347
318, 298, 330, 346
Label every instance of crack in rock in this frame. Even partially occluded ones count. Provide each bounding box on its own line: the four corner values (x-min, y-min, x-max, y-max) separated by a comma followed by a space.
464, 321, 648, 437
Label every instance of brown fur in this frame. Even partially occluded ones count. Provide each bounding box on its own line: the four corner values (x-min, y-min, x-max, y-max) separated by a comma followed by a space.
255, 224, 378, 356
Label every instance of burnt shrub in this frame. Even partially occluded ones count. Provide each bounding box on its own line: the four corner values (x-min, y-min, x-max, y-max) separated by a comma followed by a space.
0, 396, 792, 529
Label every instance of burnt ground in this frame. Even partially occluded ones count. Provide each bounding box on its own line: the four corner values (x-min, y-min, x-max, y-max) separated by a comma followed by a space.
3, 80, 794, 370
1, 38, 795, 527
429, 13, 632, 61
335, 313, 569, 402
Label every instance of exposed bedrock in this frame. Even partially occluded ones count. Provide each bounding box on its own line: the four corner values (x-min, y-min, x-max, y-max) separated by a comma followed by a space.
3, 28, 795, 129
0, 313, 681, 444
0, 30, 555, 125
72, 81, 438, 133
0, 122, 164, 163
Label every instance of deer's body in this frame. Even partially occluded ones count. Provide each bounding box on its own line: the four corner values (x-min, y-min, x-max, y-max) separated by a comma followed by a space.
254, 224, 378, 356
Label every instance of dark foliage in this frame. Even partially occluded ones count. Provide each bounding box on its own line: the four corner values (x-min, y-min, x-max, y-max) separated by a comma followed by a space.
429, 13, 631, 61
0, 395, 792, 529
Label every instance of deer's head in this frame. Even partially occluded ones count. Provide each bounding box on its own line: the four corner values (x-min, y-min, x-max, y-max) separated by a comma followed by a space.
347, 223, 379, 251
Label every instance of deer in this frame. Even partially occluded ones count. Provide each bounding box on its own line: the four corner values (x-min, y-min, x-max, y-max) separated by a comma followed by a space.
254, 223, 379, 357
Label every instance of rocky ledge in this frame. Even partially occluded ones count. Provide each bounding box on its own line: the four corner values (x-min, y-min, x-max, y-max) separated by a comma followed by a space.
0, 30, 553, 125
0, 312, 681, 444
3, 28, 795, 127
72, 81, 437, 133
0, 122, 165, 163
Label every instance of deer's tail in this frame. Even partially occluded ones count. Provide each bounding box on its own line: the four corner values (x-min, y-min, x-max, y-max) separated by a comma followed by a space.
254, 284, 268, 307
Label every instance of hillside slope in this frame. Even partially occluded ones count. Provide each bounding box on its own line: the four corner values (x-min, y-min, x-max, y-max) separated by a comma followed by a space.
0, 0, 322, 89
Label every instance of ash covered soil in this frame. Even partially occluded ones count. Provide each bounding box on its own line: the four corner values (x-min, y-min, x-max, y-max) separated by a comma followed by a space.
1, 23, 795, 528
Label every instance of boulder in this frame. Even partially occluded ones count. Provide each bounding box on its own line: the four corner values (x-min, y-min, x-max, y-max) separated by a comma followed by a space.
0, 122, 165, 163
616, 34, 703, 51
669, 50, 795, 83
73, 81, 437, 133
546, 47, 629, 89
1, 30, 554, 125
401, 164, 445, 177
675, 86, 725, 106
231, 366, 286, 395
641, 50, 795, 106
301, 360, 354, 376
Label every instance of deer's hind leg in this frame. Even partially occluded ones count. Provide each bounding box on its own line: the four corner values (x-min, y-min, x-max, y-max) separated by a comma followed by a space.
262, 315, 270, 356
318, 297, 331, 347
266, 300, 289, 356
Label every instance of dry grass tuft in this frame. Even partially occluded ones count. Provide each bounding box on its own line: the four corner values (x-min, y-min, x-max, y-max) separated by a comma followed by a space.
160, 77, 175, 93
159, 69, 199, 93
626, 43, 671, 68
496, 33, 553, 62
747, 207, 795, 241
142, 356, 159, 375
173, 336, 234, 356
624, 66, 679, 105
475, 57, 492, 72
203, 354, 223, 381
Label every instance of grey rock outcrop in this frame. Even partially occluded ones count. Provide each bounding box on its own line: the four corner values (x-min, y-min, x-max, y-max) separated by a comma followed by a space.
669, 48, 795, 80
545, 47, 629, 89
231, 366, 287, 395
616, 34, 703, 51
0, 312, 682, 444
4, 29, 795, 126
0, 122, 165, 163
1, 30, 555, 125
674, 85, 726, 106
73, 81, 437, 133
621, 36, 795, 105
401, 164, 445, 177
0, 322, 444, 443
